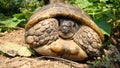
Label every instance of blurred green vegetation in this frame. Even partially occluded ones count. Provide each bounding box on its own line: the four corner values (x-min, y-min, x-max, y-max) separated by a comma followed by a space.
0, 0, 44, 31
69, 0, 120, 36
0, 0, 120, 36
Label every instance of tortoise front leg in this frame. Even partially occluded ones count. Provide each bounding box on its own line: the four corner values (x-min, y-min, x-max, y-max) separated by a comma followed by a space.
25, 18, 59, 48
73, 25, 102, 58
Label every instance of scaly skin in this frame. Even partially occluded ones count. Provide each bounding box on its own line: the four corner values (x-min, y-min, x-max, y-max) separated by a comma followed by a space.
25, 18, 59, 48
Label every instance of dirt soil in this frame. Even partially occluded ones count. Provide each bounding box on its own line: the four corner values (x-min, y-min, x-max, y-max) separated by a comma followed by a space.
0, 29, 92, 68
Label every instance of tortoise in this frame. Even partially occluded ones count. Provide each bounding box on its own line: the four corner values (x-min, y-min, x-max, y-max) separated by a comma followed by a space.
25, 3, 104, 61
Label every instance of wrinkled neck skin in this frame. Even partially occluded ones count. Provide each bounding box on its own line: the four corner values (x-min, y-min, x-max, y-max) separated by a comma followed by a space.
59, 19, 76, 39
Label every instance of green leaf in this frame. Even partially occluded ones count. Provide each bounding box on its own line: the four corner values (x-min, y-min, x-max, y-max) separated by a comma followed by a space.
94, 18, 111, 36
69, 0, 93, 9
79, 0, 93, 8
0, 17, 25, 27
103, 11, 116, 20
0, 28, 2, 32
99, 0, 108, 3
88, 0, 98, 2
19, 8, 33, 19
13, 13, 25, 19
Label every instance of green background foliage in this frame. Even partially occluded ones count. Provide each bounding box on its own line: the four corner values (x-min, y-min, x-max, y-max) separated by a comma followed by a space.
69, 0, 120, 36
0, 0, 44, 31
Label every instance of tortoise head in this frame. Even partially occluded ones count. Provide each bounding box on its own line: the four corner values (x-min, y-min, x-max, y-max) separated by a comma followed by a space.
59, 19, 75, 39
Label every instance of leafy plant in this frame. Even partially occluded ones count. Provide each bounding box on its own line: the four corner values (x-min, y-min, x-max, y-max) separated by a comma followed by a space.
0, 14, 26, 31
68, 0, 120, 37
93, 54, 120, 68
0, 0, 44, 32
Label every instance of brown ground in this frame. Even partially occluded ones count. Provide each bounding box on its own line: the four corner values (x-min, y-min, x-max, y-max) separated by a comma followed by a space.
0, 29, 91, 68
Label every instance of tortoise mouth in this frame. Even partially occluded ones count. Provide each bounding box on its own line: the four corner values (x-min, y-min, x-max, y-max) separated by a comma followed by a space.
59, 31, 74, 39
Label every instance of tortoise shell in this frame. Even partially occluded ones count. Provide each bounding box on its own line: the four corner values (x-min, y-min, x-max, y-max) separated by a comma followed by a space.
25, 3, 104, 41
25, 3, 104, 61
